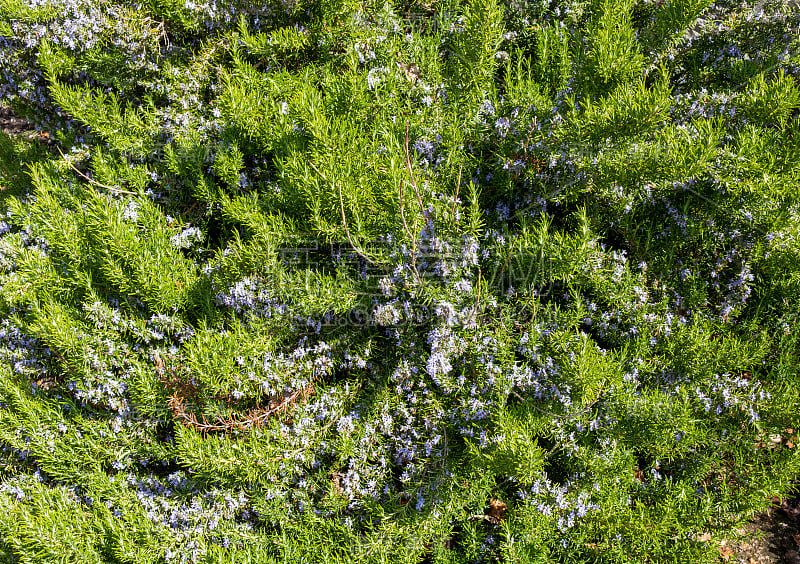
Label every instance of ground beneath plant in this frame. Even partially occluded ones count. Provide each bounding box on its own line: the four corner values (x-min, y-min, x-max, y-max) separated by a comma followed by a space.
0, 106, 34, 136
720, 492, 800, 564
0, 106, 55, 145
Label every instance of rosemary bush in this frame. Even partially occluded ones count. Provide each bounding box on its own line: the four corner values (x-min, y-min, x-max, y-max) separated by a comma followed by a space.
0, 0, 799, 561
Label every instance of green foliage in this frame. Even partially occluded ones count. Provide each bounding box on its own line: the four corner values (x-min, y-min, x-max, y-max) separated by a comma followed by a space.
578, 0, 644, 95
445, 0, 506, 99
0, 0, 799, 561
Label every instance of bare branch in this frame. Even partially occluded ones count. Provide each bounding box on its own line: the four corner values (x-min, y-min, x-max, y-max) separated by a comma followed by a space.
57, 147, 138, 195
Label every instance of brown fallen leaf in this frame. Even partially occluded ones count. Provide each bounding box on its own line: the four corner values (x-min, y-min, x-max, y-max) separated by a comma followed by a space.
399, 62, 420, 84
33, 376, 58, 390
469, 497, 508, 525
487, 497, 507, 522
793, 533, 800, 547
719, 540, 734, 561
331, 472, 345, 495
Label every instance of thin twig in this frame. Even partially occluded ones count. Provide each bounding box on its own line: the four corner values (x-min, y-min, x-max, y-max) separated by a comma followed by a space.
404, 122, 425, 213
451, 164, 462, 220
168, 384, 315, 434
397, 173, 424, 287
306, 158, 380, 266
466, 269, 484, 326
337, 181, 380, 266
57, 147, 138, 195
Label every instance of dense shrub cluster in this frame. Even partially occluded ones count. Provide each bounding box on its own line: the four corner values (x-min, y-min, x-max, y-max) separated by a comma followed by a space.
0, 0, 799, 561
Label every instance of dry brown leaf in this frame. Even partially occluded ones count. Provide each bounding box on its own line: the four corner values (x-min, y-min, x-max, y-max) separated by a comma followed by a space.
719, 541, 734, 561
331, 473, 345, 495
154, 352, 165, 374
33, 376, 58, 390
487, 497, 507, 522
793, 533, 800, 547
695, 532, 712, 542
399, 62, 420, 83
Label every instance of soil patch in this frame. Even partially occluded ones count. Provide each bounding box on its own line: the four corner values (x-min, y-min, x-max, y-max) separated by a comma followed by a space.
0, 106, 34, 136
725, 493, 800, 563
